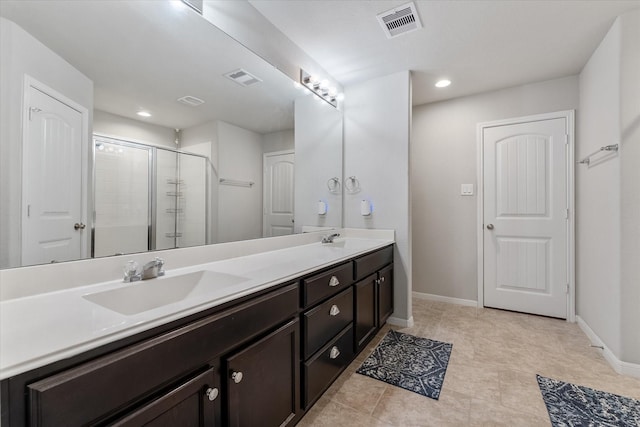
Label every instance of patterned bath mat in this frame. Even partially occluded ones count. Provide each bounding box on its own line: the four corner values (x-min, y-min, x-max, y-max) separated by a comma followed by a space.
537, 375, 640, 427
356, 330, 452, 399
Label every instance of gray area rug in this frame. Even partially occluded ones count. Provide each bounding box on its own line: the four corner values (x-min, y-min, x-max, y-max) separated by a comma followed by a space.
537, 374, 640, 426
356, 330, 452, 399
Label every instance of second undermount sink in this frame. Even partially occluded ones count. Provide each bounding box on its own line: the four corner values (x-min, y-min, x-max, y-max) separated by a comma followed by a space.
83, 270, 249, 315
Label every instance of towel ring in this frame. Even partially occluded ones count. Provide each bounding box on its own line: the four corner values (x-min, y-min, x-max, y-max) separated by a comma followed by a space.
326, 177, 341, 193
344, 176, 361, 194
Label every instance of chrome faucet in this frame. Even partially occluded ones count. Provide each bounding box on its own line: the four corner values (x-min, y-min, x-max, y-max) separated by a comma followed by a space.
123, 257, 165, 282
142, 257, 165, 280
321, 233, 340, 244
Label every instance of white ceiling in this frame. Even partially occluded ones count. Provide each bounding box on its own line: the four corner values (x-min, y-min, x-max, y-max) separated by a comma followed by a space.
249, 0, 640, 105
0, 1, 300, 133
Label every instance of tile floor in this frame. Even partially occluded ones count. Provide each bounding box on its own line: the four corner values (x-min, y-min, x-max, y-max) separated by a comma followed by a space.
298, 298, 640, 426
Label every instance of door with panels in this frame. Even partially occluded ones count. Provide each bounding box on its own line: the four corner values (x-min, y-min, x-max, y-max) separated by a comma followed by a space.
482, 116, 570, 318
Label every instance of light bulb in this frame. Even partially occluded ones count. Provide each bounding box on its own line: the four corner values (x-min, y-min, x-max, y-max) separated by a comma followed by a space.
435, 79, 451, 88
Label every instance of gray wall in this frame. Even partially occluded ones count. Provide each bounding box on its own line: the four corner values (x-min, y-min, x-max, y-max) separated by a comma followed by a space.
344, 71, 412, 325
263, 129, 294, 154
412, 76, 579, 301
578, 9, 640, 365
93, 110, 176, 148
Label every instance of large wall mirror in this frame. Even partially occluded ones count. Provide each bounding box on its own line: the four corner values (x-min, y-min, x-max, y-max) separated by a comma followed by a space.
0, 0, 343, 269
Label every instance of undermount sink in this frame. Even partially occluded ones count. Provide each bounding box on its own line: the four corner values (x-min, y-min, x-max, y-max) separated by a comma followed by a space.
83, 270, 249, 315
321, 238, 372, 250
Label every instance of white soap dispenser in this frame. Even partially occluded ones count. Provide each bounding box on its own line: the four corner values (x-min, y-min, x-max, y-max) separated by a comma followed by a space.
360, 199, 372, 216
318, 200, 327, 215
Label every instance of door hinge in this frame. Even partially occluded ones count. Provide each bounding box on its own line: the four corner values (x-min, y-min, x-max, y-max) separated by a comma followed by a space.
29, 107, 42, 121
566, 283, 570, 294
565, 208, 569, 219
27, 204, 31, 218
564, 134, 569, 145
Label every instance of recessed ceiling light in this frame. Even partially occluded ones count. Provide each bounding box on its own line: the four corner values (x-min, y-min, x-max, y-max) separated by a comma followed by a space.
137, 111, 152, 118
435, 79, 451, 88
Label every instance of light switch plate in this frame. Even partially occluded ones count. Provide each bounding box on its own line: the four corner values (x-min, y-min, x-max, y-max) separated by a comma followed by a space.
461, 184, 474, 196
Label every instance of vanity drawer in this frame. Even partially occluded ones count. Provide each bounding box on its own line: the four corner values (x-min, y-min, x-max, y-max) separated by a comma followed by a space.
27, 284, 298, 427
354, 245, 393, 281
303, 287, 353, 359
303, 262, 353, 307
303, 325, 354, 408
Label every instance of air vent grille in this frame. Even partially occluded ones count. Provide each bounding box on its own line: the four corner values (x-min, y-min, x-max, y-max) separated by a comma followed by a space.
177, 95, 205, 107
377, 2, 422, 38
223, 69, 263, 87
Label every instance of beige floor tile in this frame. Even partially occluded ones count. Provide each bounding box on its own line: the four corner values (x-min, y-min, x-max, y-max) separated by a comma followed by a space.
498, 369, 549, 419
330, 373, 388, 415
371, 386, 471, 427
297, 398, 393, 427
468, 398, 550, 426
442, 358, 501, 402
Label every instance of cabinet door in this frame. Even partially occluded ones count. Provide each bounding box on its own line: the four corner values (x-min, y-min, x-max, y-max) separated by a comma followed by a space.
226, 319, 300, 427
354, 273, 377, 351
377, 265, 394, 326
111, 368, 219, 427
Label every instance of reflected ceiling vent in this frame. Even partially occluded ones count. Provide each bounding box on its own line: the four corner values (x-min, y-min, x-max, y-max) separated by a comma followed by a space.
223, 69, 263, 87
376, 2, 422, 39
177, 95, 205, 107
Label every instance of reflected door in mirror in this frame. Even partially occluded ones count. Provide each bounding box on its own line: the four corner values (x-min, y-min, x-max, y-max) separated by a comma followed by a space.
22, 85, 85, 265
263, 151, 294, 237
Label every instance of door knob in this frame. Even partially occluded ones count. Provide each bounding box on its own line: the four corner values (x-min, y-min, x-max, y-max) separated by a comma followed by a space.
74, 222, 86, 230
231, 371, 243, 384
486, 224, 494, 230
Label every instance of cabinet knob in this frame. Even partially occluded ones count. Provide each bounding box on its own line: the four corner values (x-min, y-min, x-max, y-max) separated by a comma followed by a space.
328, 275, 340, 287
205, 387, 219, 401
329, 305, 340, 316
231, 371, 243, 384
380, 276, 385, 283
329, 346, 341, 359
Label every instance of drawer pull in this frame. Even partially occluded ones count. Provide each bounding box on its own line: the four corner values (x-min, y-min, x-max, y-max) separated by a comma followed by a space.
329, 346, 341, 359
231, 371, 243, 384
205, 387, 219, 401
328, 276, 340, 287
329, 305, 340, 316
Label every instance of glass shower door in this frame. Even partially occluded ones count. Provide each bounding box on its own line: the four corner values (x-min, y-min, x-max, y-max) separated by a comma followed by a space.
93, 139, 150, 257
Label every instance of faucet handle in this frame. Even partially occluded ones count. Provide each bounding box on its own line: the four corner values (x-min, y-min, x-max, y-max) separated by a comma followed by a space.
123, 260, 141, 282
155, 257, 165, 276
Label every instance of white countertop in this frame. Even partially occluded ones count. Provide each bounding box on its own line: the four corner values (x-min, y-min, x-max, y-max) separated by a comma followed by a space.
0, 236, 393, 380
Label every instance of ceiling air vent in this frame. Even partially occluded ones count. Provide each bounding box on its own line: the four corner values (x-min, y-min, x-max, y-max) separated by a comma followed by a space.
223, 69, 263, 87
376, 2, 422, 39
177, 95, 205, 107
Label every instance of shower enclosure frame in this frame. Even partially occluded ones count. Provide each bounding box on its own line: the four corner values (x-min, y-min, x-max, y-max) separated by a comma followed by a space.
91, 134, 211, 258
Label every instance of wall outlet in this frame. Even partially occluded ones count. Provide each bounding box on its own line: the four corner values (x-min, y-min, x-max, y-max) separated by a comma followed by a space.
461, 184, 474, 196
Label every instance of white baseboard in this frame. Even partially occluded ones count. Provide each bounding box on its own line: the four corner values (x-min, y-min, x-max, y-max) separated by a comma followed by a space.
413, 291, 478, 307
576, 315, 640, 379
387, 315, 414, 328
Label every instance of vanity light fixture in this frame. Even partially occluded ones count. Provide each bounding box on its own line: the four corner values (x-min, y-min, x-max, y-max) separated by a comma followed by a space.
300, 69, 340, 108
435, 79, 451, 88
137, 111, 152, 117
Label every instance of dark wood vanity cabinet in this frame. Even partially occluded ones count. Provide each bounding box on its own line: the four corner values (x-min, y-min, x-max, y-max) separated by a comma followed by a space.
3, 244, 394, 427
354, 246, 394, 352
225, 319, 300, 427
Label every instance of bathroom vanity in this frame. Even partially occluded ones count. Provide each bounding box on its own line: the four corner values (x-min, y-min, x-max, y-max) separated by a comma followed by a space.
0, 236, 394, 426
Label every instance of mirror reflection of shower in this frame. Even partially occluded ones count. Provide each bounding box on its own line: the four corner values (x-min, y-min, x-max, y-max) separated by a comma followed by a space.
92, 136, 210, 258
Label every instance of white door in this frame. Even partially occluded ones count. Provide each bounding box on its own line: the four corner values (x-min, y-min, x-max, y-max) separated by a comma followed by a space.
483, 117, 569, 318
263, 151, 294, 237
22, 86, 84, 265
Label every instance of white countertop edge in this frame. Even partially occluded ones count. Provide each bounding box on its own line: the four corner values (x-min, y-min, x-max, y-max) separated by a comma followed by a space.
0, 233, 394, 380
